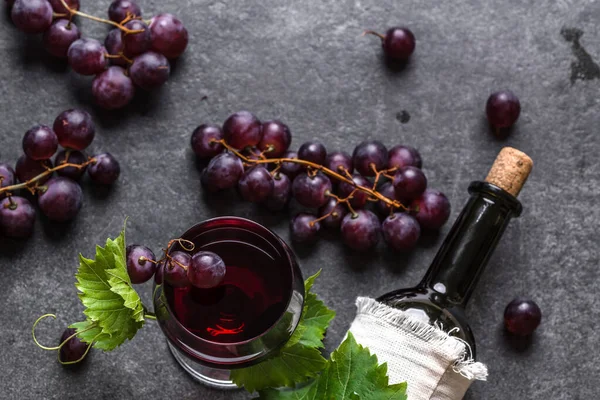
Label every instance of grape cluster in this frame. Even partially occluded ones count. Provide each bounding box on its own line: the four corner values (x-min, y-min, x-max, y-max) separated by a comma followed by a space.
190, 111, 451, 252
0, 109, 120, 239
6, 0, 188, 109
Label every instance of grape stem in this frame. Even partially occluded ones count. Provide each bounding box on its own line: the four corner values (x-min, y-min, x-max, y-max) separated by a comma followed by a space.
58, 0, 145, 34
217, 139, 408, 211
0, 158, 96, 196
363, 30, 386, 41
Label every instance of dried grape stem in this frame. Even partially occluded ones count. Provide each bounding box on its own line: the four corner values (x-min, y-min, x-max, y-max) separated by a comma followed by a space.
58, 0, 145, 34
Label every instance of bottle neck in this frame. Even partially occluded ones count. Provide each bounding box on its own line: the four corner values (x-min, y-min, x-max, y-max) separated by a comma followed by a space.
419, 181, 522, 307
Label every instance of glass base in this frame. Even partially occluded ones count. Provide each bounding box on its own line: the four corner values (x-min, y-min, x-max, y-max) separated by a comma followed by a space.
167, 341, 240, 390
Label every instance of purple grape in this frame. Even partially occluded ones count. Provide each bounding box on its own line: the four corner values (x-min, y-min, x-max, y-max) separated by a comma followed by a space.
11, 0, 53, 34
318, 198, 347, 229
298, 141, 327, 165
223, 111, 263, 150
149, 13, 188, 59
238, 166, 274, 203
292, 172, 332, 208
154, 259, 165, 284
280, 151, 302, 178
165, 251, 191, 287
126, 245, 156, 284
340, 209, 381, 251
412, 189, 450, 230
188, 251, 226, 289
290, 213, 320, 243
92, 66, 135, 109
486, 90, 521, 129
266, 173, 291, 211
202, 152, 244, 191
15, 155, 52, 184
67, 38, 107, 76
0, 196, 35, 238
129, 51, 170, 90
325, 151, 353, 175
352, 140, 388, 177
338, 174, 370, 208
504, 298, 542, 336
382, 27, 416, 60
43, 19, 81, 58
382, 213, 420, 251
258, 120, 291, 158
0, 163, 16, 195
88, 153, 120, 185
38, 177, 82, 222
108, 0, 141, 23
48, 0, 79, 14
393, 166, 427, 201
191, 124, 224, 158
55, 150, 87, 181
104, 29, 127, 67
121, 20, 151, 56
388, 145, 422, 169
22, 125, 58, 161
53, 109, 95, 151
58, 327, 89, 364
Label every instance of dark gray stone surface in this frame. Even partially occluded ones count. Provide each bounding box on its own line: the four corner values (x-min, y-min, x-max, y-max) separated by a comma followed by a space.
0, 0, 598, 399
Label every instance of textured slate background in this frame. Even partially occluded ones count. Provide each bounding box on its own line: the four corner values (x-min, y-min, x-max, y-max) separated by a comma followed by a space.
1, 0, 599, 399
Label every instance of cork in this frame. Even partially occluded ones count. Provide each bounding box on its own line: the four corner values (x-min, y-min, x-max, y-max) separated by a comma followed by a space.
485, 147, 533, 197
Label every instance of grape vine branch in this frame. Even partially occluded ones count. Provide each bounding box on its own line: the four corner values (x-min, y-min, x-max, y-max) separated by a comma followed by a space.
56, 0, 144, 34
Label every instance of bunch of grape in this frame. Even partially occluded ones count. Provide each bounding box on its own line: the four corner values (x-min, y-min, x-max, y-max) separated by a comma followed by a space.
6, 0, 188, 109
190, 111, 451, 252
0, 109, 120, 239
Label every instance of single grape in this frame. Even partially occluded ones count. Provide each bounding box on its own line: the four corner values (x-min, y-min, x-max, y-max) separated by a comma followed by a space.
22, 125, 58, 161
223, 111, 263, 150
393, 166, 427, 201
265, 173, 291, 211
0, 196, 35, 238
129, 51, 171, 90
191, 124, 224, 158
292, 172, 332, 208
53, 109, 95, 151
298, 141, 327, 165
121, 20, 151, 56
0, 163, 16, 195
188, 251, 226, 289
15, 155, 52, 184
258, 120, 291, 158
238, 166, 274, 203
58, 327, 89, 364
154, 259, 165, 284
382, 213, 420, 251
54, 150, 87, 181
108, 0, 141, 23
48, 0, 79, 14
280, 151, 302, 178
126, 245, 156, 284
104, 29, 127, 67
68, 38, 107, 76
165, 251, 191, 287
382, 27, 416, 60
325, 151, 353, 175
338, 174, 370, 208
486, 90, 521, 129
352, 140, 388, 176
11, 0, 53, 34
149, 14, 188, 59
88, 153, 120, 185
290, 213, 320, 243
92, 66, 135, 109
43, 19, 81, 59
318, 198, 347, 229
340, 209, 381, 251
38, 177, 83, 222
388, 145, 422, 169
412, 189, 451, 230
504, 298, 542, 336
202, 152, 244, 192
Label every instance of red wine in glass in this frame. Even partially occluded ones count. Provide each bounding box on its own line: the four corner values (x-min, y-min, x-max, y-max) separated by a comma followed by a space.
153, 217, 305, 389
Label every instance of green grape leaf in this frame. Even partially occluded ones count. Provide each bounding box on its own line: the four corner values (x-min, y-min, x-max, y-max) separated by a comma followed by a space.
298, 291, 335, 349
257, 333, 407, 400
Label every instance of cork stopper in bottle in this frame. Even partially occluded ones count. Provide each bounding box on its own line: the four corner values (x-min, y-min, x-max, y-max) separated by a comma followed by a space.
485, 147, 533, 197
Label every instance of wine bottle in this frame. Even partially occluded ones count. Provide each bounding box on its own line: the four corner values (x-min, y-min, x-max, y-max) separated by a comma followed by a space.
378, 147, 533, 357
